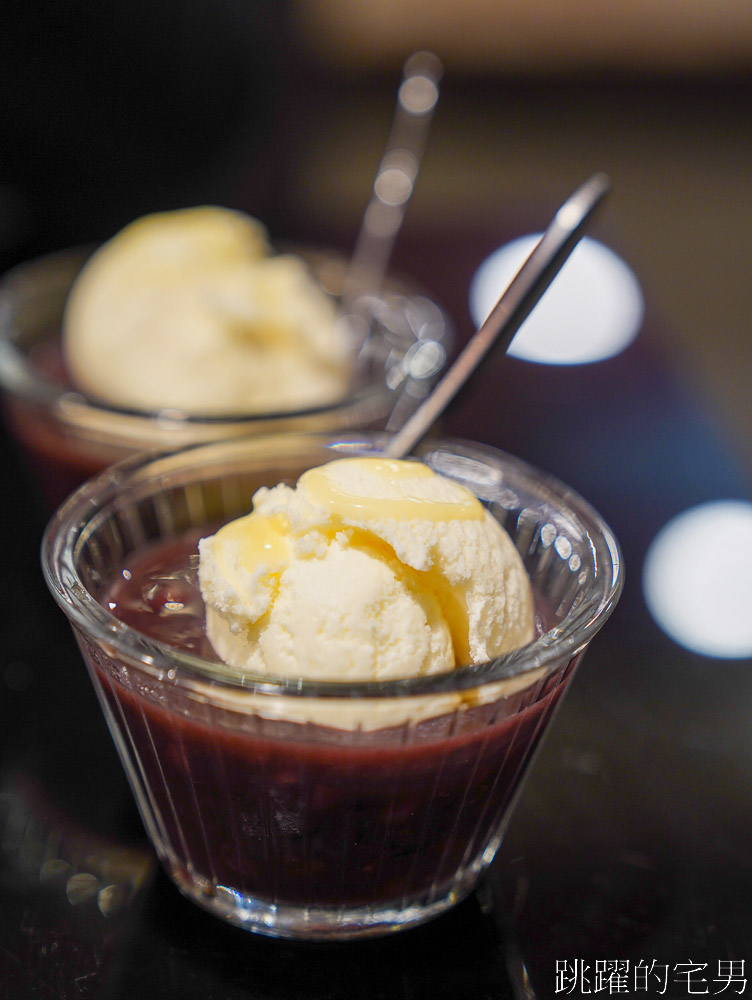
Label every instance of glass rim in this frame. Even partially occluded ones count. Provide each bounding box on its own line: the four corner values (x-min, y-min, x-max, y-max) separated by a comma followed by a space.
40, 433, 624, 700
0, 245, 446, 425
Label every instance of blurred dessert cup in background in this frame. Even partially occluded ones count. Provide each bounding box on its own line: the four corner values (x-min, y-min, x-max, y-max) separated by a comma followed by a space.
0, 208, 450, 509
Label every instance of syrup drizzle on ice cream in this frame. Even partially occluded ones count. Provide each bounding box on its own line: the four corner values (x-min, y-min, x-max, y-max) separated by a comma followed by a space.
198, 457, 534, 683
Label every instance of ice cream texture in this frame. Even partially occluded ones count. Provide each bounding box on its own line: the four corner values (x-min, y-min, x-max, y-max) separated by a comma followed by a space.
63, 207, 352, 415
198, 456, 535, 682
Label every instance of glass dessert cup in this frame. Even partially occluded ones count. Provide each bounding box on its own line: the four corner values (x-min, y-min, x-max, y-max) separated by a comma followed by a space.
0, 247, 449, 509
41, 433, 623, 941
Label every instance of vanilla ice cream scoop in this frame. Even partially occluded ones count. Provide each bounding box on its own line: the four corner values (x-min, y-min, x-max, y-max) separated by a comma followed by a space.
63, 207, 352, 415
198, 456, 534, 682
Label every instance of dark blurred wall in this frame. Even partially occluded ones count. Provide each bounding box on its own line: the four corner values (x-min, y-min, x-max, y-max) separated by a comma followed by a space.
0, 0, 293, 270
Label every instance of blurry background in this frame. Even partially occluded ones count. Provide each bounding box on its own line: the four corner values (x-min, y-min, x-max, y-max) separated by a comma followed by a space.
1, 0, 751, 470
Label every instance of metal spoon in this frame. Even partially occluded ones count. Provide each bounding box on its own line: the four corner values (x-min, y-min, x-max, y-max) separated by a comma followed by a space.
383, 171, 611, 459
342, 51, 443, 309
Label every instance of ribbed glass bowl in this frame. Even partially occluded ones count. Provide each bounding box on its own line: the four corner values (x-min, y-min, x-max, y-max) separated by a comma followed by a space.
41, 432, 622, 939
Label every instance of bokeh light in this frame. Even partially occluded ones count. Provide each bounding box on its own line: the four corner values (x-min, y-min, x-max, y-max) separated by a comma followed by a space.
469, 235, 644, 365
643, 500, 752, 659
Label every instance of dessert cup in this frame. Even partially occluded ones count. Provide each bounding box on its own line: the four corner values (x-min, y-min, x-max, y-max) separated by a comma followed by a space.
41, 433, 623, 940
0, 247, 449, 509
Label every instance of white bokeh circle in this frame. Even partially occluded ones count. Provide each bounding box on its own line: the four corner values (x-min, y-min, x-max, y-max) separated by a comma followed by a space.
469, 235, 644, 365
643, 500, 752, 659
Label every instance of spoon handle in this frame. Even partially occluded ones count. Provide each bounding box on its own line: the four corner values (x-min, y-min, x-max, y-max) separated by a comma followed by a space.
343, 51, 443, 306
383, 172, 611, 459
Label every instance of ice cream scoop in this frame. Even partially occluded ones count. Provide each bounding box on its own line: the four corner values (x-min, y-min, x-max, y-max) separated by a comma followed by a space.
63, 206, 352, 415
198, 456, 534, 681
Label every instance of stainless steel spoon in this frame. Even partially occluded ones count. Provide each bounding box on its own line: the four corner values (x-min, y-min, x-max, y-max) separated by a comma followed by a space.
383, 171, 611, 459
342, 51, 443, 309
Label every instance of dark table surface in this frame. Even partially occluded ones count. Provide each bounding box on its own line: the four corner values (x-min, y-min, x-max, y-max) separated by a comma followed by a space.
1, 202, 752, 1000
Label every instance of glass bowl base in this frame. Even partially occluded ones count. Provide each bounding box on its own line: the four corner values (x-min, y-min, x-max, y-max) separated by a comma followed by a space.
164, 855, 480, 941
